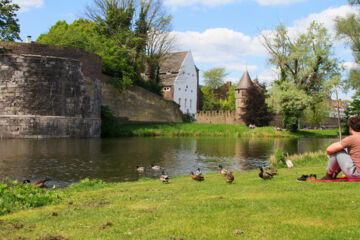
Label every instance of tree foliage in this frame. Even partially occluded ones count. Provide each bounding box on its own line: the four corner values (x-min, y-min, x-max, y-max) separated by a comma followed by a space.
203, 67, 228, 90
0, 0, 20, 41
335, 5, 360, 94
38, 0, 174, 95
263, 22, 341, 131
241, 84, 273, 126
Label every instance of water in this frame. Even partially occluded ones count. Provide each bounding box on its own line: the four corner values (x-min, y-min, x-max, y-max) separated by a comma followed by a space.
0, 137, 336, 187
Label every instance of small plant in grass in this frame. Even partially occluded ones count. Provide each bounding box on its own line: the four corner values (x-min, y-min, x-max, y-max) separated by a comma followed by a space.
0, 178, 62, 216
66, 178, 108, 191
270, 149, 287, 168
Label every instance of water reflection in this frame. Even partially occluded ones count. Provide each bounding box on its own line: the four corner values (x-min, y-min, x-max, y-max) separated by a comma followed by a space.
0, 137, 336, 187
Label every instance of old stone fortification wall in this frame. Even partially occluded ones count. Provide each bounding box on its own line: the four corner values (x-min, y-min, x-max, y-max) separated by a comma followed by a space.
198, 110, 341, 128
0, 42, 101, 138
102, 78, 183, 123
196, 111, 244, 124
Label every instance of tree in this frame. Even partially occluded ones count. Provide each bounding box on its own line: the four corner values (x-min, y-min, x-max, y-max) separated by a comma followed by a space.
86, 0, 175, 84
304, 100, 331, 128
0, 0, 20, 41
262, 22, 341, 131
200, 86, 221, 111
344, 94, 360, 134
203, 67, 228, 90
242, 83, 273, 127
267, 81, 311, 131
335, 4, 360, 94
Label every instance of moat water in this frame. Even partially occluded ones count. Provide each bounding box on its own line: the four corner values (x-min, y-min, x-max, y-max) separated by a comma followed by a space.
0, 137, 336, 187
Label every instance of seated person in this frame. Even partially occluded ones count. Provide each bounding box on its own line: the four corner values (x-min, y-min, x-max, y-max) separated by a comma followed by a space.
321, 116, 360, 180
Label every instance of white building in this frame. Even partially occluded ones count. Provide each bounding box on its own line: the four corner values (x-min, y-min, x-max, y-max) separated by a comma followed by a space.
159, 51, 199, 118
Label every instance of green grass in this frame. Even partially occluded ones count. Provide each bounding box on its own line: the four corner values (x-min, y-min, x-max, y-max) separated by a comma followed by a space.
104, 122, 340, 138
1, 156, 360, 239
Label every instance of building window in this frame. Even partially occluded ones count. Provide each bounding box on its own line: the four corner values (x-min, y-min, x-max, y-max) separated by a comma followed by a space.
178, 88, 181, 91
178, 98, 181, 105
190, 99, 192, 108
185, 98, 187, 108
163, 87, 170, 91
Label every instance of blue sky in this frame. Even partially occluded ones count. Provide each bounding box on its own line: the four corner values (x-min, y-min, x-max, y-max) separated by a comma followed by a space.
14, 0, 357, 99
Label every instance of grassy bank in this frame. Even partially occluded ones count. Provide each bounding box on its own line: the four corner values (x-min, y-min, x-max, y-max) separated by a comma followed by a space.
1, 155, 360, 239
103, 122, 340, 138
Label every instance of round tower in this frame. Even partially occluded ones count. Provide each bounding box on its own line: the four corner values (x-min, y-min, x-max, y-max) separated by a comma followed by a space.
235, 71, 254, 120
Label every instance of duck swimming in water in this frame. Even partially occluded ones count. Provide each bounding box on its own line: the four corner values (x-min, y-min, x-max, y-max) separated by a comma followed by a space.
136, 166, 145, 173
151, 164, 161, 170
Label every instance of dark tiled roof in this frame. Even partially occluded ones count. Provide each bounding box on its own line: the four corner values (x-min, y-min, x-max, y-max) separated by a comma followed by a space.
236, 71, 254, 90
159, 51, 188, 86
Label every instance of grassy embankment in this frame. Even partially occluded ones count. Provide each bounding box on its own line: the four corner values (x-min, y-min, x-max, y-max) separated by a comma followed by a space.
2, 152, 360, 239
102, 122, 340, 138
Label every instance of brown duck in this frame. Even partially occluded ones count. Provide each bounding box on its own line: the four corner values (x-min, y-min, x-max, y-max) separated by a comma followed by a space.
259, 166, 273, 180
225, 170, 234, 183
23, 178, 50, 188
190, 171, 204, 181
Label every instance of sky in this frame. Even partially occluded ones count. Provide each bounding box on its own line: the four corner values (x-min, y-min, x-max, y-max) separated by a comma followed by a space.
14, 0, 358, 100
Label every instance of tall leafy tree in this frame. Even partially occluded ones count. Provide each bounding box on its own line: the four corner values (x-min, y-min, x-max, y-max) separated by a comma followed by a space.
335, 1, 360, 94
242, 83, 272, 127
263, 22, 341, 131
203, 67, 228, 90
0, 0, 20, 41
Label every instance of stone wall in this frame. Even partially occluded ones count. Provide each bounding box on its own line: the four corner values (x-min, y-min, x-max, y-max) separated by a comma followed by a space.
102, 78, 183, 123
0, 42, 101, 138
196, 111, 244, 124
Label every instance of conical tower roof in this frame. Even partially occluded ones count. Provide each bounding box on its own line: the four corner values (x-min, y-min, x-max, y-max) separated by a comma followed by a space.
236, 71, 254, 90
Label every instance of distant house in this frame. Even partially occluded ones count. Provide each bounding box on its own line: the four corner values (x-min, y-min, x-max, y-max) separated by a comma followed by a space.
159, 51, 199, 117
329, 99, 349, 119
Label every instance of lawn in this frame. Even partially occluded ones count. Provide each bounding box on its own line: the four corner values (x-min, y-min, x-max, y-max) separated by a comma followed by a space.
1, 157, 359, 239
103, 122, 340, 138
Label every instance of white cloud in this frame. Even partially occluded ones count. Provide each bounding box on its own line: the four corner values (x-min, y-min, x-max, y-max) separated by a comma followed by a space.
290, 5, 356, 38
14, 0, 43, 12
258, 68, 280, 84
343, 62, 360, 70
164, 0, 307, 8
172, 28, 265, 64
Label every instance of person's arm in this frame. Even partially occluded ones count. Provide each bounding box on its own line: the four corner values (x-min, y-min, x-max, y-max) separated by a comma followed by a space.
326, 142, 345, 157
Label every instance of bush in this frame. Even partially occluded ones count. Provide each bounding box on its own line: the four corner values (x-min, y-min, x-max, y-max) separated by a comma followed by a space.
182, 113, 195, 123
269, 149, 287, 168
0, 179, 61, 216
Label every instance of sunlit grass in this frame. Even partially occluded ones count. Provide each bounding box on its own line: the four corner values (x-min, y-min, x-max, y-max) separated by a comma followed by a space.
1, 155, 360, 239
106, 123, 340, 138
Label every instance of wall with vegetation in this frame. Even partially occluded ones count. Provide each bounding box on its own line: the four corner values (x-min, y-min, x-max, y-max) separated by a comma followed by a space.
196, 111, 244, 124
102, 78, 183, 123
0, 42, 101, 138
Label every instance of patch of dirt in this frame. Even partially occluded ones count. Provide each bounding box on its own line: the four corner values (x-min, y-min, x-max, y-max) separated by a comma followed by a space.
82, 199, 111, 208
99, 222, 113, 230
217, 196, 224, 199
36, 235, 69, 240
10, 237, 28, 240
169, 236, 184, 240
232, 229, 244, 235
51, 212, 58, 217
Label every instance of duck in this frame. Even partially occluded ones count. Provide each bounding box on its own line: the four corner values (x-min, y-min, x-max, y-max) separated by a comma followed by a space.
218, 164, 227, 175
190, 171, 205, 181
225, 170, 234, 183
160, 170, 170, 183
259, 166, 273, 180
264, 165, 278, 175
151, 164, 161, 170
23, 178, 50, 188
195, 168, 202, 176
136, 166, 145, 173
